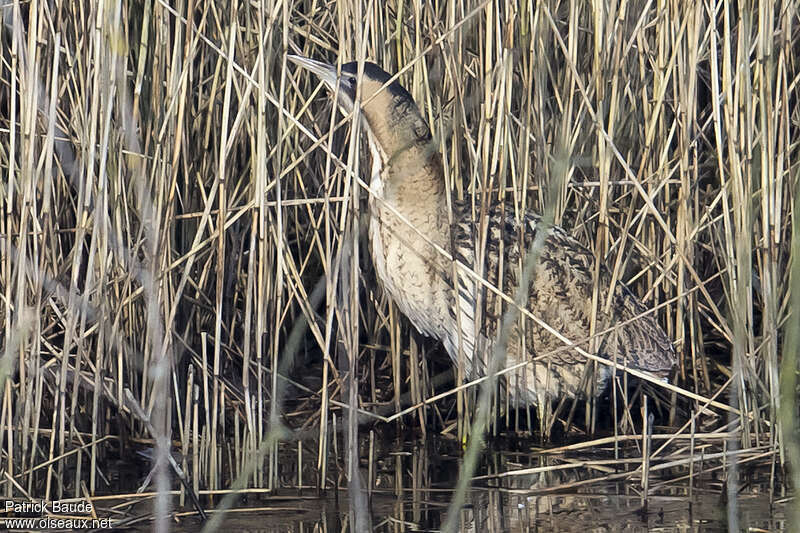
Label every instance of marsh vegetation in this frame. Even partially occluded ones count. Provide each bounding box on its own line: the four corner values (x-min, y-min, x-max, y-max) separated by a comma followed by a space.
0, 0, 797, 530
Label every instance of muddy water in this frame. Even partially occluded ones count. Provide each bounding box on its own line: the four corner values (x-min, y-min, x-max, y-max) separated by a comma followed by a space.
151, 436, 785, 532
181, 490, 783, 532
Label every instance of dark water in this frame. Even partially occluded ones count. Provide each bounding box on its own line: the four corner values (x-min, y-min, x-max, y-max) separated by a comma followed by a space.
123, 435, 786, 532
180, 489, 783, 532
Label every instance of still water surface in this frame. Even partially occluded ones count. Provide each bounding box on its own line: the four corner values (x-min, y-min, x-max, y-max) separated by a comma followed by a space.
142, 436, 786, 532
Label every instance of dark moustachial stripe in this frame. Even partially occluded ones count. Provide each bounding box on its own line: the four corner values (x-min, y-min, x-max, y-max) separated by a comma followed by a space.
291, 55, 677, 411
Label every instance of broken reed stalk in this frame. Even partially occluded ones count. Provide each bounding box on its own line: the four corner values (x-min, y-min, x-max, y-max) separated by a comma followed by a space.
0, 1, 796, 529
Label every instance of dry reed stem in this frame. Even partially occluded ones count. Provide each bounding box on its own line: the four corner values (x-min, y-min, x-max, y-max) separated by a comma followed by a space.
0, 0, 797, 530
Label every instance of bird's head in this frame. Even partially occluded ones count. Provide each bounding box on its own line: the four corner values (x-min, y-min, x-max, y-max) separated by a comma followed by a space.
288, 55, 435, 165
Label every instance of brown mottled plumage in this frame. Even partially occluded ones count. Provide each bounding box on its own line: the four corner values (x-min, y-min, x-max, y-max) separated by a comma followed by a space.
289, 56, 676, 409
451, 204, 675, 404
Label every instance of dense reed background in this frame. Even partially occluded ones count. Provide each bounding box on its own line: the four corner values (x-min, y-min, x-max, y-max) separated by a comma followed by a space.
0, 0, 798, 529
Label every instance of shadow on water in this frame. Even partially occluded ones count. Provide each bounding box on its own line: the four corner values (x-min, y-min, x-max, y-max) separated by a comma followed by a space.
116, 432, 785, 532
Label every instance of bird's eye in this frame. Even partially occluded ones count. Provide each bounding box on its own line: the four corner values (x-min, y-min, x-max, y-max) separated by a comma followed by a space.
346, 76, 356, 87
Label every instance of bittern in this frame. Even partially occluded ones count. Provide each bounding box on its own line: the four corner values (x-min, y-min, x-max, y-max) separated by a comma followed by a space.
288, 55, 676, 424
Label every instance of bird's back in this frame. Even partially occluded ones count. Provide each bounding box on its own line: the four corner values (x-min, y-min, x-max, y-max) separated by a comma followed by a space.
448, 201, 676, 404
287, 55, 676, 408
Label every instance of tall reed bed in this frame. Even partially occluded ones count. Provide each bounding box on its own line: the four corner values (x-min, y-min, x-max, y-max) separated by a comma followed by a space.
0, 0, 797, 528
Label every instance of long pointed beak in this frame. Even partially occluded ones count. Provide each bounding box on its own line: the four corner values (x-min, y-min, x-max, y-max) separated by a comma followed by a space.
288, 54, 357, 115
287, 55, 339, 91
